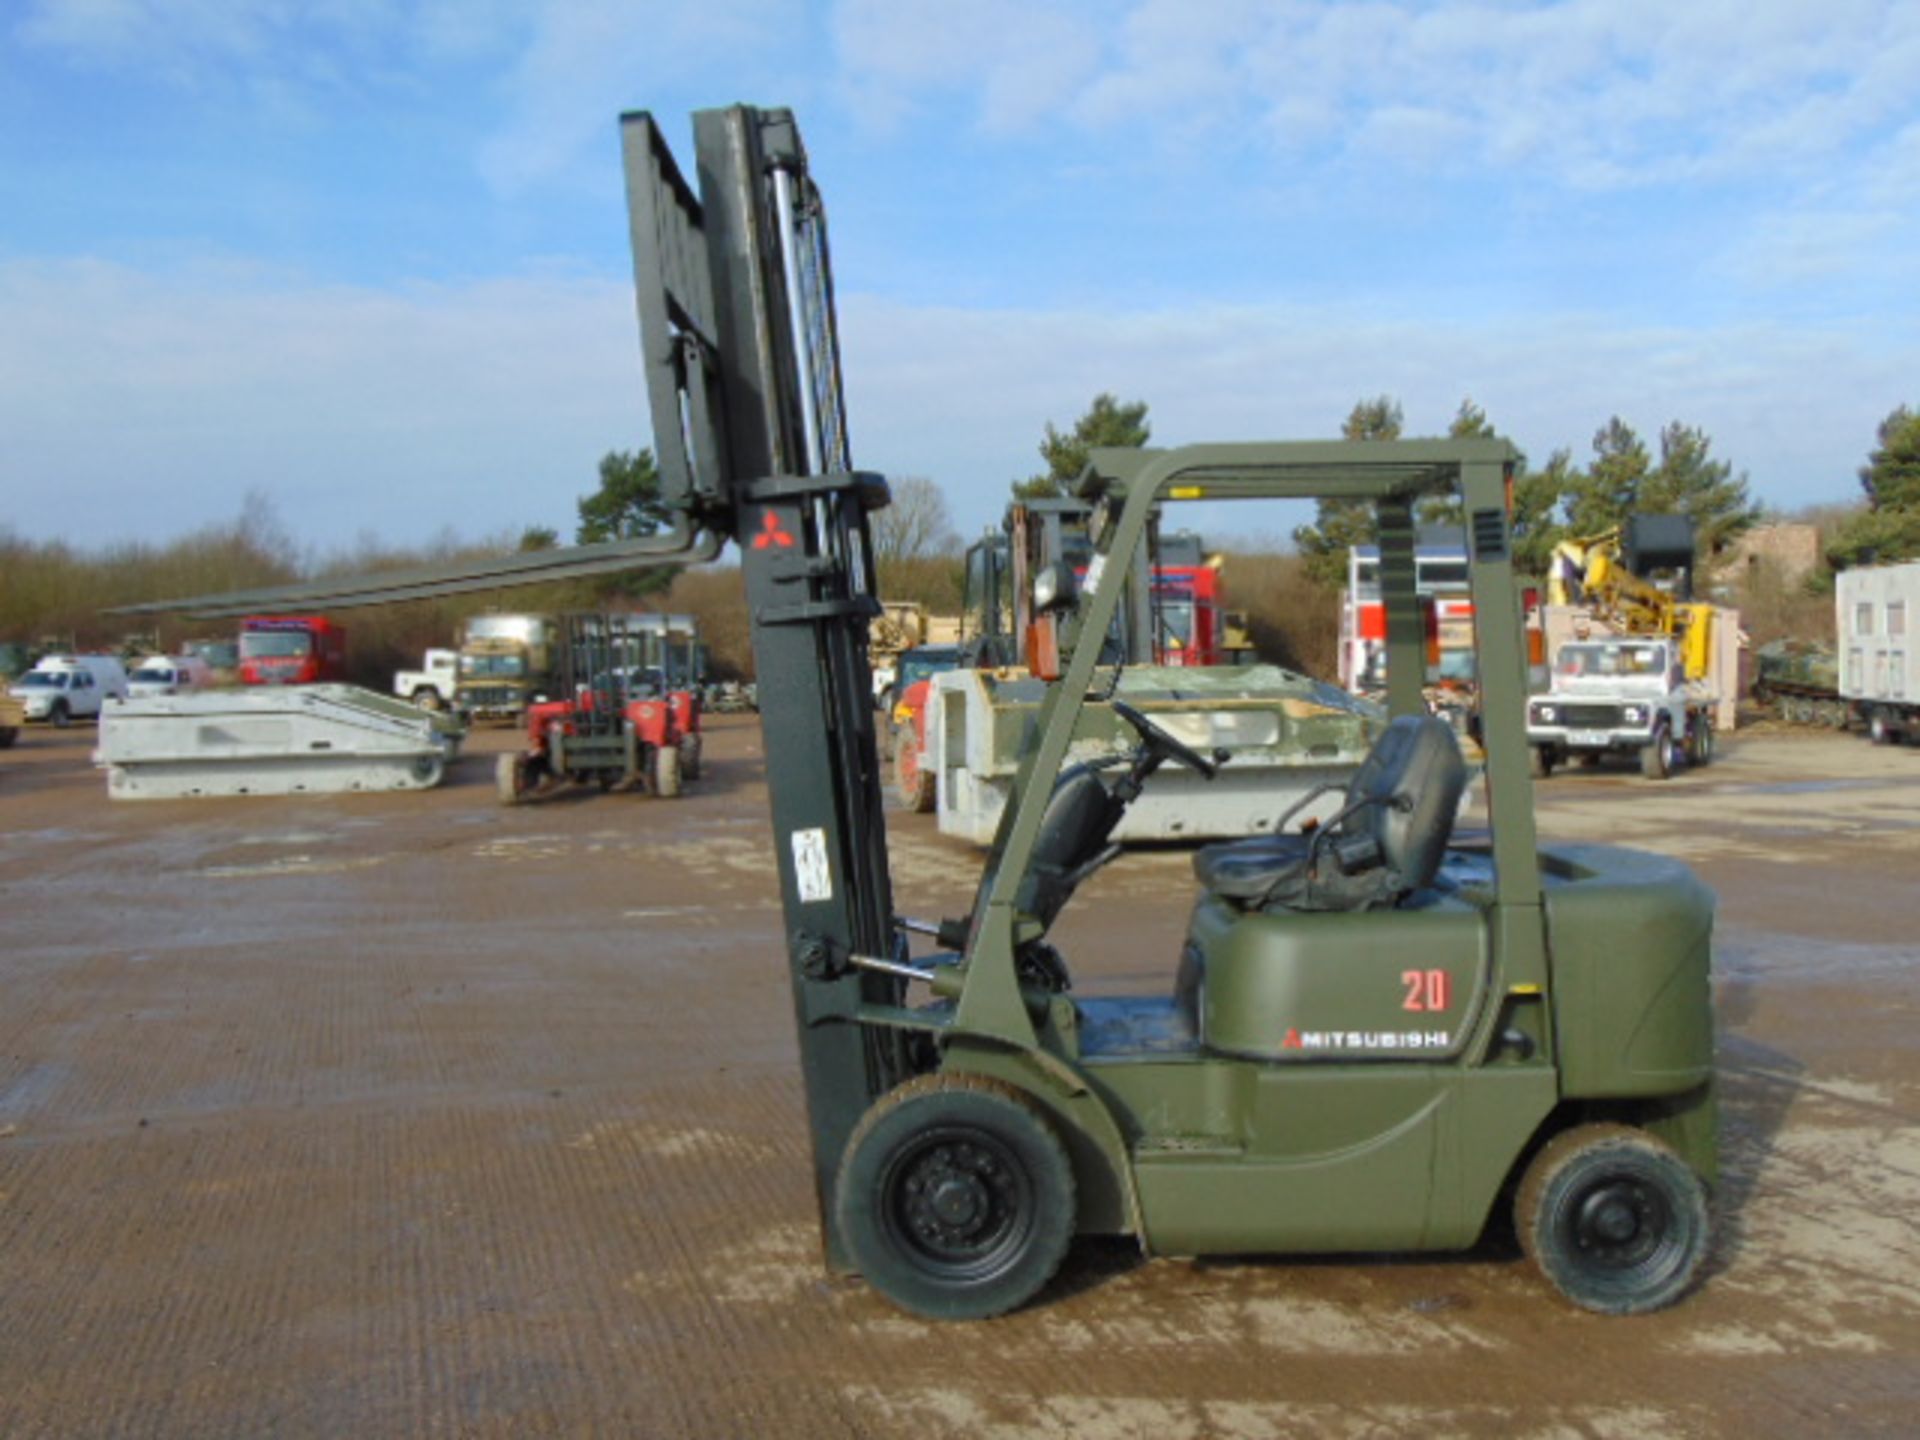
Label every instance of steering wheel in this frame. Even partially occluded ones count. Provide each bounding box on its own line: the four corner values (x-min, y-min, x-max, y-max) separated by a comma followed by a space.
1111, 698, 1219, 779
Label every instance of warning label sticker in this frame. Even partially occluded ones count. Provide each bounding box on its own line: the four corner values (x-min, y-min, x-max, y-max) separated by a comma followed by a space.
791, 827, 833, 904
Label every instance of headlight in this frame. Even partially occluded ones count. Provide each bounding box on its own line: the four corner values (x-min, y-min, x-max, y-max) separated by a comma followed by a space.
1533, 704, 1557, 723
1623, 705, 1648, 725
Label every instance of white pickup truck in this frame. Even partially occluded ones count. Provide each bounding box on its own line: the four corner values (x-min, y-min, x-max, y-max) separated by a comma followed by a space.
1526, 637, 1715, 780
393, 648, 457, 710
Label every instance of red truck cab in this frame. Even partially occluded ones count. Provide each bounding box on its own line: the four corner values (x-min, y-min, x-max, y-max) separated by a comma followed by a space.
239, 616, 348, 686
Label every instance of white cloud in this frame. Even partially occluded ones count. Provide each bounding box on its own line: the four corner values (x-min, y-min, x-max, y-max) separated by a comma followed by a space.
14, 0, 391, 90
833, 0, 1920, 191
1, 254, 1905, 554
834, 0, 1105, 135
836, 292, 1912, 538
474, 0, 807, 195
0, 257, 645, 547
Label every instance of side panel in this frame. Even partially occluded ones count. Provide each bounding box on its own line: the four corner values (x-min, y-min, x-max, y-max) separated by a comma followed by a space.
1201, 906, 1489, 1063
1105, 1059, 1557, 1256
1130, 1069, 1445, 1254
1543, 845, 1716, 1098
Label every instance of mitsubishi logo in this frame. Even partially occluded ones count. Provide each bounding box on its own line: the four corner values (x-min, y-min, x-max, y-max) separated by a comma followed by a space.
753, 509, 796, 550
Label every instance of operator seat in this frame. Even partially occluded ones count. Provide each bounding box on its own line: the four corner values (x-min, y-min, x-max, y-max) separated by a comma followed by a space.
1193, 715, 1466, 913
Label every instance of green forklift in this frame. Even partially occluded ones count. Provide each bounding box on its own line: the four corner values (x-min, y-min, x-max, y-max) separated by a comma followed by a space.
121, 104, 1717, 1322
841, 443, 1716, 1319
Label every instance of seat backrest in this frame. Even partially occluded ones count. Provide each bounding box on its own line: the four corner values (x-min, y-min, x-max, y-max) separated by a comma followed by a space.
1013, 763, 1128, 932
1342, 715, 1467, 892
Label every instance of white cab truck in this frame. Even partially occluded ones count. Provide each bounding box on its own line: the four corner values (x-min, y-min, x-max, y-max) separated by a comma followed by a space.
1525, 637, 1715, 780
394, 648, 458, 710
1838, 560, 1920, 745
127, 654, 213, 699
9, 655, 128, 726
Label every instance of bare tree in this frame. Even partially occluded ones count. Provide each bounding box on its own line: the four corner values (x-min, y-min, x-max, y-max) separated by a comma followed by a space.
870, 476, 959, 568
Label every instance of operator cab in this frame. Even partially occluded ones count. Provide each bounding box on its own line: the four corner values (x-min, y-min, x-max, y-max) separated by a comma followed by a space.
934, 462, 1518, 1084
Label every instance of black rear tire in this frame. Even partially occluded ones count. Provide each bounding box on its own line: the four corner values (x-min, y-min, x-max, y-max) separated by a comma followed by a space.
837, 1073, 1076, 1321
1687, 717, 1714, 766
1640, 724, 1674, 779
1517, 1123, 1710, 1315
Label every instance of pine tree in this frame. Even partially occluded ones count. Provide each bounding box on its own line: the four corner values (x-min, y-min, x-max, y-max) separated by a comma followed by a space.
1293, 396, 1403, 585
1012, 393, 1151, 500
1829, 406, 1920, 568
1639, 422, 1759, 555
1563, 417, 1649, 537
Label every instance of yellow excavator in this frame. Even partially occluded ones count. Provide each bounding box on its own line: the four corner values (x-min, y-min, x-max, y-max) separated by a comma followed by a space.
1547, 519, 1716, 681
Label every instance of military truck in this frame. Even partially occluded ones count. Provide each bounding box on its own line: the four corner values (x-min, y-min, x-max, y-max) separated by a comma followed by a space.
1752, 640, 1845, 728
456, 613, 555, 721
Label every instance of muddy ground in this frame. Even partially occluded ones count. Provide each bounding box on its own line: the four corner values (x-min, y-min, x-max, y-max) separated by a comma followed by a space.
2, 715, 1918, 1438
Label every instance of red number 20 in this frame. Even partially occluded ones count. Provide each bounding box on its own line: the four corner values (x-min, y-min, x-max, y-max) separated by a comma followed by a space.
1401, 969, 1451, 1012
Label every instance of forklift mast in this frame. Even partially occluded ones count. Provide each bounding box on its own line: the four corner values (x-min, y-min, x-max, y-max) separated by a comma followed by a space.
959, 497, 1157, 669
622, 108, 911, 1261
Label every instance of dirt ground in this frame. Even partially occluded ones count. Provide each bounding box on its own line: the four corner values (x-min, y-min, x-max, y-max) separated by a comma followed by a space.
3, 714, 1918, 1438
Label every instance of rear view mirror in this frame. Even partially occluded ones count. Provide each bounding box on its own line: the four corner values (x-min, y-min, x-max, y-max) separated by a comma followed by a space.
1032, 560, 1078, 616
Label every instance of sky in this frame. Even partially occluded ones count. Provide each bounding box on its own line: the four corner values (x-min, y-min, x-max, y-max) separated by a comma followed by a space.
2, 0, 1918, 557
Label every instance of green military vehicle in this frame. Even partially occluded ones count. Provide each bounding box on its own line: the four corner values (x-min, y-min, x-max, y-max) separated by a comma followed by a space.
1753, 639, 1846, 728
120, 104, 1719, 1324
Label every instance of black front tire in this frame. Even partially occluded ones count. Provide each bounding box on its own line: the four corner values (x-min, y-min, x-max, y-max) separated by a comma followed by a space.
837, 1073, 1076, 1321
50, 701, 71, 729
1517, 1124, 1710, 1315
1528, 745, 1555, 780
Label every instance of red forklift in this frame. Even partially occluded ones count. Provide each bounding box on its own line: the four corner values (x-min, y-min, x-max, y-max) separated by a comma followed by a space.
495, 612, 692, 803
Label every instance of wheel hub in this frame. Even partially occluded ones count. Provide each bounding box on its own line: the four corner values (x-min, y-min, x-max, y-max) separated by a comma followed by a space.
1573, 1180, 1658, 1265
895, 1138, 1021, 1259
929, 1172, 987, 1228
